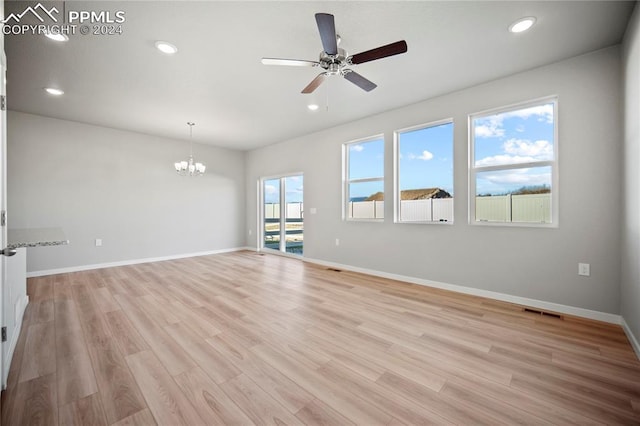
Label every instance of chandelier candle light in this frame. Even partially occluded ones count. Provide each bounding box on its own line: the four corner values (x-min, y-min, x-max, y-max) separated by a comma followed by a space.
175, 122, 206, 176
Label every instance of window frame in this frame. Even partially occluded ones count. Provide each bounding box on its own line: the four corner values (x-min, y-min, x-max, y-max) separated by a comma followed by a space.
343, 135, 385, 222
468, 96, 559, 227
393, 118, 455, 225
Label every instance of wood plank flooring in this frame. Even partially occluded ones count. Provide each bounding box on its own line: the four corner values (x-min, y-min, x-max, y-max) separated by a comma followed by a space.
2, 250, 640, 425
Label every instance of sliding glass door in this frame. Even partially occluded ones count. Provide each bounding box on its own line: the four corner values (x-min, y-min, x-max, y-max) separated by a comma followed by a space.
262, 175, 303, 255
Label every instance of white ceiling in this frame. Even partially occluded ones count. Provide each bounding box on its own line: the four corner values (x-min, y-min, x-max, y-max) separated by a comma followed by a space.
5, 1, 636, 150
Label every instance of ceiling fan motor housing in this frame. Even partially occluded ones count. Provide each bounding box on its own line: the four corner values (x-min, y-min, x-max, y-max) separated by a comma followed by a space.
319, 48, 348, 75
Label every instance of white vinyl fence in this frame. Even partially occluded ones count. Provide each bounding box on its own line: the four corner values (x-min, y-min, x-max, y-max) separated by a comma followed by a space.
264, 202, 303, 219
348, 199, 454, 221
476, 193, 551, 223
267, 193, 550, 223
350, 200, 385, 219
399, 199, 454, 222
349, 198, 453, 222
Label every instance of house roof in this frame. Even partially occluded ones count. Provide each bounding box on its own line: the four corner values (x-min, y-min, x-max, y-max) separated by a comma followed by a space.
366, 188, 451, 201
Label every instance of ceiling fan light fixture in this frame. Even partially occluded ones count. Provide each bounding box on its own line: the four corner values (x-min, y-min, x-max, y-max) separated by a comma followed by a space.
155, 41, 178, 55
44, 31, 69, 42
509, 17, 536, 33
307, 104, 319, 111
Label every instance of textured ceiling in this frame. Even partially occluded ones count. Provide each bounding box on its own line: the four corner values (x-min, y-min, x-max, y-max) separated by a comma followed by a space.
4, 1, 636, 150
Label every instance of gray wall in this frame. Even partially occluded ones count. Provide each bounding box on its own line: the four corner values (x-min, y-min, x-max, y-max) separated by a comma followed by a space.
246, 47, 623, 315
622, 5, 640, 342
8, 112, 246, 272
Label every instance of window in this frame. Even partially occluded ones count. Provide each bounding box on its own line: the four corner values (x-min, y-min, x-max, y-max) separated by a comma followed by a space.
470, 98, 557, 225
395, 120, 454, 223
344, 137, 384, 220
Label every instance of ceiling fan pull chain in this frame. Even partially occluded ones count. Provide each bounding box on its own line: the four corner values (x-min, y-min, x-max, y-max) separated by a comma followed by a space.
325, 77, 330, 112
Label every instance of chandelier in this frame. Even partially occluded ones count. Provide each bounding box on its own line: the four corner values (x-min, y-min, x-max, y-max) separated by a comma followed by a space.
174, 122, 206, 176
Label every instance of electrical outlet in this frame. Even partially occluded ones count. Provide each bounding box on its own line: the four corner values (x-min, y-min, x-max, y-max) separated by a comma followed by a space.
578, 263, 590, 276
95, 238, 102, 247
335, 238, 340, 246
248, 229, 252, 236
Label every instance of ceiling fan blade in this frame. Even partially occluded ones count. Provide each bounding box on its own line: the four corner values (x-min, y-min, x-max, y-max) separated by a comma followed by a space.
315, 13, 338, 55
343, 70, 377, 92
302, 73, 327, 94
261, 58, 320, 67
349, 40, 408, 65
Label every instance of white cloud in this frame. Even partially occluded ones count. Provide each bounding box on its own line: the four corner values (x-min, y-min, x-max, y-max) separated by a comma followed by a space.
503, 103, 554, 123
474, 102, 554, 139
476, 139, 552, 167
418, 150, 434, 161
264, 184, 277, 194
483, 169, 551, 186
350, 144, 364, 152
474, 117, 505, 138
503, 138, 553, 159
407, 150, 434, 161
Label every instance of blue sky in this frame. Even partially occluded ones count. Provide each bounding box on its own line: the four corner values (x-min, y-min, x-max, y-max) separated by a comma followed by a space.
348, 138, 385, 199
348, 138, 385, 180
264, 175, 303, 203
397, 122, 454, 194
474, 102, 555, 195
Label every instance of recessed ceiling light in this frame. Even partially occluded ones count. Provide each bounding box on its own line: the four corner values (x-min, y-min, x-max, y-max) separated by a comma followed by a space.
44, 87, 64, 96
307, 104, 319, 111
509, 17, 536, 33
155, 41, 178, 55
44, 32, 68, 42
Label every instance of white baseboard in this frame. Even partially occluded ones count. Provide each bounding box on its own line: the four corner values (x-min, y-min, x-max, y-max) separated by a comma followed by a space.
621, 317, 640, 360
3, 295, 28, 390
304, 256, 622, 325
26, 246, 251, 278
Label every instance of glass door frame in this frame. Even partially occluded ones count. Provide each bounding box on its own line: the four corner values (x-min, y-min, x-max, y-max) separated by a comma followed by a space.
259, 173, 304, 257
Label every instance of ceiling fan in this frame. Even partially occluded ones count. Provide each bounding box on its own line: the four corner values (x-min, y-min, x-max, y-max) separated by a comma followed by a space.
261, 13, 408, 94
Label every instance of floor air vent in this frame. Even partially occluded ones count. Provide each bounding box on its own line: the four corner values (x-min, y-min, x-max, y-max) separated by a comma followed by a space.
523, 307, 563, 319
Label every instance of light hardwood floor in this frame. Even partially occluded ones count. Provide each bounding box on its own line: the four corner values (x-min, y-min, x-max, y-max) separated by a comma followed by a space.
2, 251, 640, 425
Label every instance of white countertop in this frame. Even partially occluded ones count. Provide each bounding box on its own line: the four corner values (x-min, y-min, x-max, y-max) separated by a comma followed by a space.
8, 227, 69, 249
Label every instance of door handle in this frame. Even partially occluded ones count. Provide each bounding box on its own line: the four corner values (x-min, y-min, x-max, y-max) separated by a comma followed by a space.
0, 248, 16, 257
